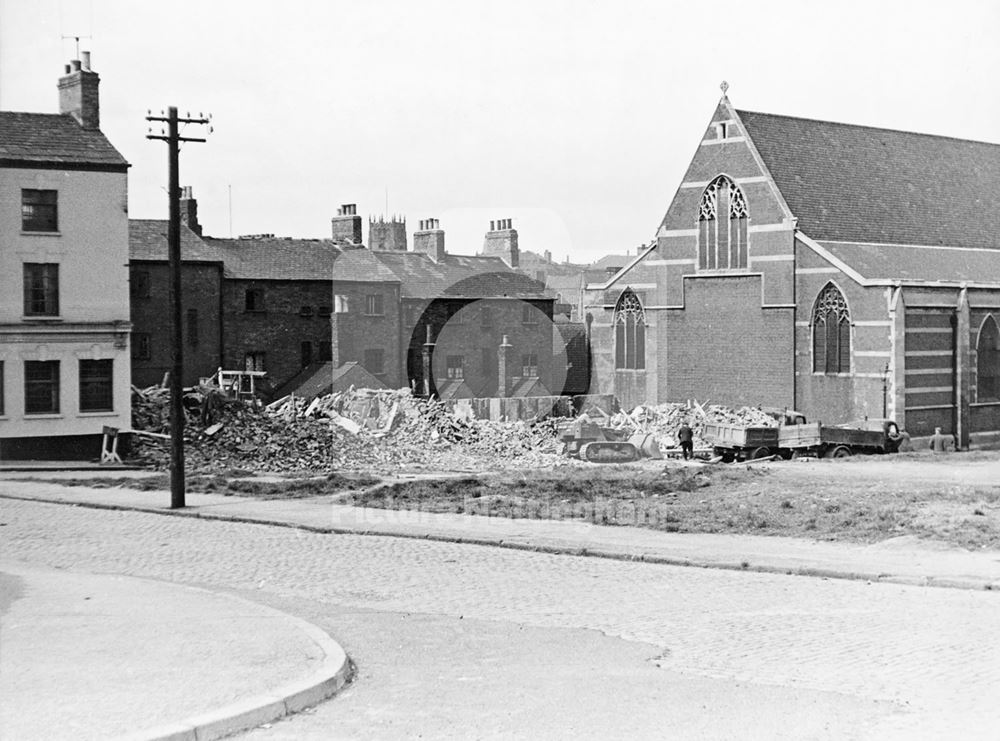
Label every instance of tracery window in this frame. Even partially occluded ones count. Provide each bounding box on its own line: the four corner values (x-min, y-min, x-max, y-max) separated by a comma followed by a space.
977, 315, 1000, 401
698, 175, 748, 270
812, 283, 851, 374
614, 289, 645, 370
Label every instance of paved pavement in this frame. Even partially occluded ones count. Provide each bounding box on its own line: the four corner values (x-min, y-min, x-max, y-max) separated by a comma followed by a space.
0, 559, 349, 740
3, 489, 1000, 739
2, 474, 999, 590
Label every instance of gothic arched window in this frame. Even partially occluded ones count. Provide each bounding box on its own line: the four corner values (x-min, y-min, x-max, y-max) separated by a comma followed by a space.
977, 315, 1000, 401
614, 289, 645, 370
813, 283, 851, 374
698, 175, 748, 270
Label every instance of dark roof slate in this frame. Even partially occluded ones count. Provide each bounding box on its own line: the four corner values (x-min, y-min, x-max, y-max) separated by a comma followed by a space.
818, 241, 1000, 286
738, 110, 1000, 249
372, 252, 551, 299
203, 236, 342, 280
129, 219, 223, 262
0, 111, 128, 168
332, 248, 402, 283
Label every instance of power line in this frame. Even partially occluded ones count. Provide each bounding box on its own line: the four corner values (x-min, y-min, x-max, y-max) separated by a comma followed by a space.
146, 107, 212, 509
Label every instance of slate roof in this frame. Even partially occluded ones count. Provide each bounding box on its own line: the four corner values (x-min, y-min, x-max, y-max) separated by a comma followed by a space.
272, 361, 386, 400
816, 240, 1000, 286
738, 110, 1000, 250
589, 254, 631, 271
0, 111, 128, 169
202, 236, 342, 280
129, 220, 224, 262
332, 248, 403, 283
369, 252, 551, 300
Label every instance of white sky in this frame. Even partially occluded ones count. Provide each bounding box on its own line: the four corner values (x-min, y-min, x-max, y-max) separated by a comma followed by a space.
2, 0, 998, 263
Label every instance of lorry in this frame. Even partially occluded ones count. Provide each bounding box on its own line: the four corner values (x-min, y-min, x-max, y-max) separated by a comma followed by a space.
777, 418, 903, 459
703, 408, 806, 462
704, 409, 903, 462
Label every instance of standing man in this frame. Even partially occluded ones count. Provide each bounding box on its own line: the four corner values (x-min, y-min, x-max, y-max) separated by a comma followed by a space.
929, 427, 955, 453
678, 419, 694, 461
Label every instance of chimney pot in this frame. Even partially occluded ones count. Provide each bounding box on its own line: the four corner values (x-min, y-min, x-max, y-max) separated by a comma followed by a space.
71, 59, 81, 71
64, 64, 71, 74
81, 51, 91, 70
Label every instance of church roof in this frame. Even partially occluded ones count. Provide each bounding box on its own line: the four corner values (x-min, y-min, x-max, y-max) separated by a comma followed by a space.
738, 110, 1000, 250
812, 239, 1000, 287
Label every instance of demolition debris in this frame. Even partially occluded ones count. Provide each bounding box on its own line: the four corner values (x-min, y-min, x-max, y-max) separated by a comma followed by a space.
130, 383, 784, 473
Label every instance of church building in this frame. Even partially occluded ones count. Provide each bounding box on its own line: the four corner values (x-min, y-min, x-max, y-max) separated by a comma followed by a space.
586, 87, 1000, 445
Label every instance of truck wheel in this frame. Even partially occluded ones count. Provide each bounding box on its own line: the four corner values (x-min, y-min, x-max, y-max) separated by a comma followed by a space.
824, 446, 852, 459
750, 446, 771, 460
715, 448, 735, 463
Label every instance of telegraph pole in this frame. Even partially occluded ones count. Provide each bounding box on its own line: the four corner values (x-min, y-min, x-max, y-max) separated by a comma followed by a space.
146, 107, 211, 508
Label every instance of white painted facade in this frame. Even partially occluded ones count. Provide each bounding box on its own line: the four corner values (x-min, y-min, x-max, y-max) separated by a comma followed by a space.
0, 165, 132, 441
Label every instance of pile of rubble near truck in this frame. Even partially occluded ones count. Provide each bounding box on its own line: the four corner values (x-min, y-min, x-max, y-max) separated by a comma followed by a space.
131, 381, 906, 473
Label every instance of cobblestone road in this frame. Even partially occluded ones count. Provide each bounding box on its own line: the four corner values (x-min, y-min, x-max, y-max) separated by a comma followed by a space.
4, 498, 999, 738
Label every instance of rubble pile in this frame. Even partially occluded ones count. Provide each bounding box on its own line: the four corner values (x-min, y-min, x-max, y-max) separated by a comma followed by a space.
593, 400, 779, 450
130, 385, 570, 473
131, 384, 784, 472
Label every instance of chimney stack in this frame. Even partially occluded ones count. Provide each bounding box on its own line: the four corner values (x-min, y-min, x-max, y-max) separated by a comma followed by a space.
481, 218, 519, 268
331, 203, 363, 244
413, 217, 446, 262
58, 52, 101, 130
179, 186, 202, 235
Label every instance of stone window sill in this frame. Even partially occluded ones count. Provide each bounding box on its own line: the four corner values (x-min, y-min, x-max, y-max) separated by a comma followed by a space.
24, 413, 63, 419
79, 410, 117, 417
20, 231, 62, 237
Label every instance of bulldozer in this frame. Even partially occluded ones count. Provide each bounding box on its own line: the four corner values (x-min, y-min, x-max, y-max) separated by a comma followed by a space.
558, 417, 662, 463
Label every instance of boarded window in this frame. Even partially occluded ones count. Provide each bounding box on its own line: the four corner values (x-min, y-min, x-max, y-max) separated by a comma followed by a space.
364, 349, 385, 375
301, 341, 313, 367
446, 355, 464, 379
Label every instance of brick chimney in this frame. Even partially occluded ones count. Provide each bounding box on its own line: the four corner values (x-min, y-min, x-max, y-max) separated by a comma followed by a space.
481, 218, 519, 268
331, 203, 363, 244
413, 218, 446, 262
180, 186, 202, 235
58, 52, 100, 130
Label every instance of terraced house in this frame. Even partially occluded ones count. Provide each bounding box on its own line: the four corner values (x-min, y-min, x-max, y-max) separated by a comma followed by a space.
1, 55, 132, 459
587, 89, 1000, 445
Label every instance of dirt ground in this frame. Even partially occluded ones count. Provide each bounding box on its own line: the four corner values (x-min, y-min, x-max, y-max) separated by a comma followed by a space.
342, 450, 1000, 549
43, 449, 999, 549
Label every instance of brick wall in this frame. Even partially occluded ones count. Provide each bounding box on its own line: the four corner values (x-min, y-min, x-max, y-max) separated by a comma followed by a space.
129, 261, 223, 387
223, 279, 340, 391
405, 298, 556, 398
330, 282, 402, 387
664, 276, 794, 408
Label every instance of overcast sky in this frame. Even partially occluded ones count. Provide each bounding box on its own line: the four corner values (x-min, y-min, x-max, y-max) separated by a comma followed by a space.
2, 0, 998, 263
